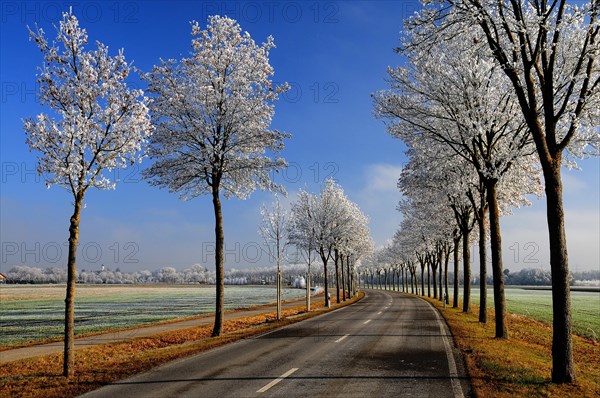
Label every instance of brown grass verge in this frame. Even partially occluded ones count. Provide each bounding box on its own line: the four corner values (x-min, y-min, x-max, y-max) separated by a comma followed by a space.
421, 295, 600, 398
0, 292, 363, 398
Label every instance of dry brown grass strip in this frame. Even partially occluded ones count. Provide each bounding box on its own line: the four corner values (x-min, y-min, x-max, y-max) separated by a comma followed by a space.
422, 296, 600, 398
0, 293, 363, 398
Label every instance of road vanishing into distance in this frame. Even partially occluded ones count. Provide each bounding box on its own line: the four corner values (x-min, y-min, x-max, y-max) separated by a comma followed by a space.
81, 290, 470, 398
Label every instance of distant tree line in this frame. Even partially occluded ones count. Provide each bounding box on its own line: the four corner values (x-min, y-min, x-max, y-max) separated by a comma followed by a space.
476, 269, 600, 286
355, 259, 599, 291
2, 263, 314, 286
6, 264, 595, 288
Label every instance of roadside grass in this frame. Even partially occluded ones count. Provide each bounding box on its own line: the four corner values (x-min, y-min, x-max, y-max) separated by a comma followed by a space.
464, 287, 600, 340
0, 292, 363, 398
423, 296, 600, 398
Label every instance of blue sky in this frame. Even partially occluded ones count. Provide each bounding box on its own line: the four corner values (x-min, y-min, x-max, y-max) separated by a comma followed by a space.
1, 1, 598, 273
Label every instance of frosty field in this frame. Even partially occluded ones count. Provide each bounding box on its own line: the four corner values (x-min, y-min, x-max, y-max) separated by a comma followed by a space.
2, 285, 598, 348
0, 284, 306, 347
462, 287, 600, 340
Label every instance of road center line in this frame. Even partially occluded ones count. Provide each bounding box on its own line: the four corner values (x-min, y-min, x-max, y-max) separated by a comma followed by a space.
335, 334, 349, 343
363, 319, 371, 325
257, 368, 299, 393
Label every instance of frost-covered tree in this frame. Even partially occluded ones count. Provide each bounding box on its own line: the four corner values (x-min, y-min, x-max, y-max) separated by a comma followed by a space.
328, 188, 365, 303
332, 193, 373, 300
183, 264, 210, 283
374, 21, 543, 334
23, 11, 152, 377
289, 190, 319, 310
342, 203, 373, 297
407, 0, 599, 383
312, 179, 361, 306
156, 267, 183, 284
259, 196, 290, 319
289, 180, 372, 307
144, 16, 289, 336
312, 180, 345, 307
398, 143, 478, 312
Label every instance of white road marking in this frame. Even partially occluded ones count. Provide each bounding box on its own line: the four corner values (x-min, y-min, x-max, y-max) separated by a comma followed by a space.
335, 334, 349, 343
257, 368, 299, 393
363, 319, 371, 325
427, 302, 465, 398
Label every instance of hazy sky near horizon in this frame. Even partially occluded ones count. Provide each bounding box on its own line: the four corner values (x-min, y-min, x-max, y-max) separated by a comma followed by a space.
1, 1, 598, 273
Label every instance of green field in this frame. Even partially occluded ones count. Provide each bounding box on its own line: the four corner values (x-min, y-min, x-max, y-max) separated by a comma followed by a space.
0, 284, 306, 347
458, 287, 600, 340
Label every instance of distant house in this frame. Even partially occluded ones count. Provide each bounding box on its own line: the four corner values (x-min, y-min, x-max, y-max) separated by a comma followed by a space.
0, 273, 6, 283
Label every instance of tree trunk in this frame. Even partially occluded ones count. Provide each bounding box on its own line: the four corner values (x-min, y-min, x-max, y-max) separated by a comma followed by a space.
399, 268, 403, 292
400, 268, 404, 292
431, 260, 437, 298
477, 208, 488, 324
541, 163, 575, 383
439, 254, 443, 301
420, 263, 425, 296
211, 186, 225, 337
334, 249, 341, 303
486, 181, 508, 338
453, 236, 460, 308
277, 264, 281, 320
340, 253, 346, 301
306, 265, 311, 312
427, 261, 431, 297
346, 255, 352, 298
63, 191, 83, 378
462, 219, 471, 313
321, 249, 330, 308
444, 247, 450, 305
414, 268, 419, 296
385, 269, 388, 290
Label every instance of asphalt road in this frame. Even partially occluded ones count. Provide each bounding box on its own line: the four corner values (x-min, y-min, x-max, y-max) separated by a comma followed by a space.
81, 290, 470, 398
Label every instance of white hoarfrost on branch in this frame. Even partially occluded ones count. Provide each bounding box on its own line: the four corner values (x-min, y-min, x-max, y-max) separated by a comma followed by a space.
23, 10, 152, 378
143, 15, 290, 200
259, 195, 290, 319
387, 0, 599, 383
142, 15, 289, 337
24, 12, 153, 192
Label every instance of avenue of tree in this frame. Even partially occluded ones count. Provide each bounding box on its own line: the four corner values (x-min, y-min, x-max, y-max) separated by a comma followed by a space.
24, 13, 373, 378
373, 0, 598, 384
22, 1, 597, 385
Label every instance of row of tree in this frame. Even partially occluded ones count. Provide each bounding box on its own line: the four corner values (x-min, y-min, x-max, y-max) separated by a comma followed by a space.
356, 259, 600, 293
372, 0, 598, 384
24, 12, 374, 377
7, 263, 596, 287
259, 179, 373, 316
24, 12, 292, 377
2, 264, 308, 285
